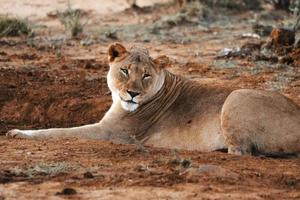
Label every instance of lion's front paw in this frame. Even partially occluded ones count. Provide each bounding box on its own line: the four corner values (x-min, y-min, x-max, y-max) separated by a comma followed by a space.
6, 129, 31, 139
227, 145, 251, 156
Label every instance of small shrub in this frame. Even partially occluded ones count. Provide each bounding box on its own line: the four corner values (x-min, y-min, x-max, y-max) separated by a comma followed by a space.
28, 162, 74, 176
0, 16, 31, 37
9, 162, 75, 178
129, 135, 149, 153
271, 0, 291, 11
290, 0, 300, 31
152, 1, 210, 31
168, 149, 192, 168
200, 0, 261, 11
58, 1, 86, 38
270, 0, 300, 13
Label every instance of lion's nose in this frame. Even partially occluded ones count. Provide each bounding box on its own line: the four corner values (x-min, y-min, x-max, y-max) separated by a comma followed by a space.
127, 90, 140, 98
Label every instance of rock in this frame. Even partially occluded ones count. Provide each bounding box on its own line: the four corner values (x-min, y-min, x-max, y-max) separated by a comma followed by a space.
55, 188, 77, 195
241, 33, 260, 39
83, 171, 94, 179
0, 171, 13, 184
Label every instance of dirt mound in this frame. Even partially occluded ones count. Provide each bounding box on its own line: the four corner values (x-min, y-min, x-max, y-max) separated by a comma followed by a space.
0, 42, 111, 133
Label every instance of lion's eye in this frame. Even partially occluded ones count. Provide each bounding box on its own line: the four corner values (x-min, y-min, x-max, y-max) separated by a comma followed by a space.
143, 74, 151, 80
120, 68, 128, 76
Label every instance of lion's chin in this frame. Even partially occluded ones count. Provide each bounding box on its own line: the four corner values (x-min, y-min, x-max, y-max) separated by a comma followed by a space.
120, 100, 139, 112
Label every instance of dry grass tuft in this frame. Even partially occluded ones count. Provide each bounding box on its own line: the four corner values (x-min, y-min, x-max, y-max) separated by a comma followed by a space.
57, 1, 87, 38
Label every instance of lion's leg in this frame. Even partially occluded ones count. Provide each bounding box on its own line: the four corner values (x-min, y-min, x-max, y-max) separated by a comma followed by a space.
227, 144, 252, 155
221, 89, 300, 156
6, 123, 111, 140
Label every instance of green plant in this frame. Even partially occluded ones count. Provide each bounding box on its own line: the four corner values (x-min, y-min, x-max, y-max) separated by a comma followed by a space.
0, 16, 31, 37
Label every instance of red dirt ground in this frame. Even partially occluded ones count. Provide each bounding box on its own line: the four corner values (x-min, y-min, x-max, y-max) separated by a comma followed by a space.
0, 1, 299, 199
0, 138, 300, 199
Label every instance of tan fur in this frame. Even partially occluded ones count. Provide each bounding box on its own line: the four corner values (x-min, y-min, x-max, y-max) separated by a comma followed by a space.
7, 43, 300, 156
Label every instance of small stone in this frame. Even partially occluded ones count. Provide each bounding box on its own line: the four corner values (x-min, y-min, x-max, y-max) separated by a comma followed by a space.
134, 164, 148, 172
55, 188, 77, 195
83, 171, 94, 179
181, 159, 192, 168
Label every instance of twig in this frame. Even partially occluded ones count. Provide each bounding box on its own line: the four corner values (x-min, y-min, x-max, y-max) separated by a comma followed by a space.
293, 15, 300, 32
129, 135, 149, 153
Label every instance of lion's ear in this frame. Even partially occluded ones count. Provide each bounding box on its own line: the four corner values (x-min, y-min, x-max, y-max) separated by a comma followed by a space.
108, 43, 127, 62
153, 55, 170, 69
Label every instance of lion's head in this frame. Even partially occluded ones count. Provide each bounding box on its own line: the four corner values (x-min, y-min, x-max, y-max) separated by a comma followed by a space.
107, 43, 165, 112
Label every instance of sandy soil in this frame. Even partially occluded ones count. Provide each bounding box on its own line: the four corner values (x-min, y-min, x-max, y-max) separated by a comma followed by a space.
0, 0, 167, 19
0, 1, 299, 199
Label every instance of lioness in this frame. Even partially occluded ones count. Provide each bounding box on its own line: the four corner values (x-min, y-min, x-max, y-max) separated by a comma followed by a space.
7, 43, 300, 156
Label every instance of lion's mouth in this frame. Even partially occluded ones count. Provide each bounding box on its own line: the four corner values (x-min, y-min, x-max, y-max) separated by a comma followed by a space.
120, 97, 138, 104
